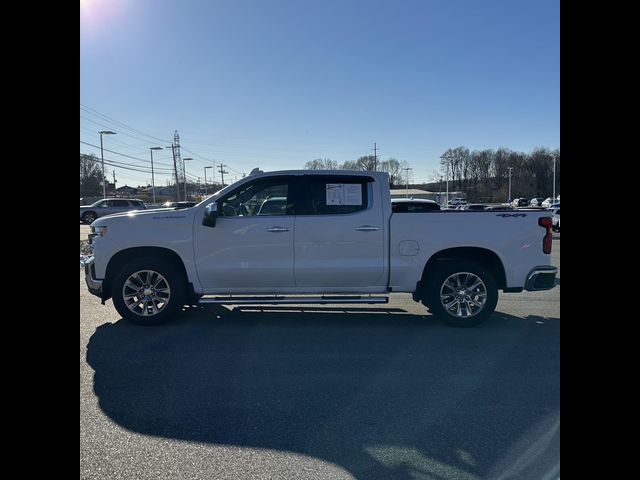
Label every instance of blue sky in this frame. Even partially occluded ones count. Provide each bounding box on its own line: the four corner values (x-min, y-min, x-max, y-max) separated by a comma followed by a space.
80, 0, 560, 190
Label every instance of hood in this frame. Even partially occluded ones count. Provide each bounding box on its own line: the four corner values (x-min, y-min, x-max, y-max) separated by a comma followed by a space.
92, 206, 200, 224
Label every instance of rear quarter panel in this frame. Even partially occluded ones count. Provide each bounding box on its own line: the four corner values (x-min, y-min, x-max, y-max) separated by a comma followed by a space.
389, 210, 552, 291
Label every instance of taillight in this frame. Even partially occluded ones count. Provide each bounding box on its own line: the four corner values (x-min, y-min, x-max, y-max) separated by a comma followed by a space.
538, 217, 553, 254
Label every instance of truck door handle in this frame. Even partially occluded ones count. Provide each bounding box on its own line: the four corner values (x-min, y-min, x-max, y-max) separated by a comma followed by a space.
355, 225, 379, 231
266, 226, 290, 232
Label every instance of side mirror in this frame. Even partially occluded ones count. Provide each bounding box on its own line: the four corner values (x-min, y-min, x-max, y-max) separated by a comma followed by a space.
202, 202, 219, 228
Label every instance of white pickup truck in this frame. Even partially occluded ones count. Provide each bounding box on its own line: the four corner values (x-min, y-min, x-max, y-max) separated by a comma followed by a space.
84, 169, 557, 327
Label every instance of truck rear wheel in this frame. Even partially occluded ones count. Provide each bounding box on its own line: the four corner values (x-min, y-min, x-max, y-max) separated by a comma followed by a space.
112, 257, 187, 326
426, 260, 498, 327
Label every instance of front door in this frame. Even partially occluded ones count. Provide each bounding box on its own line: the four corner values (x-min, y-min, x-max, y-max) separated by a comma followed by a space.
193, 176, 296, 290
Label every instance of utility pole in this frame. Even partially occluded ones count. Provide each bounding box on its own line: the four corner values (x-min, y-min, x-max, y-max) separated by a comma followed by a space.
166, 144, 181, 201
204, 166, 212, 196
373, 143, 378, 170
218, 164, 229, 188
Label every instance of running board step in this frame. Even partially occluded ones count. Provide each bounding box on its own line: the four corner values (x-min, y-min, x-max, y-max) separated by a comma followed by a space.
199, 295, 389, 305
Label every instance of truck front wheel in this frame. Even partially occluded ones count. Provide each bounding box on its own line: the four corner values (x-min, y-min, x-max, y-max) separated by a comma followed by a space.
425, 260, 498, 327
112, 257, 187, 326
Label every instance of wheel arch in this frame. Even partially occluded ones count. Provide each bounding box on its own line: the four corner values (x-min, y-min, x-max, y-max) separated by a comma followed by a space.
103, 247, 189, 301
421, 247, 506, 291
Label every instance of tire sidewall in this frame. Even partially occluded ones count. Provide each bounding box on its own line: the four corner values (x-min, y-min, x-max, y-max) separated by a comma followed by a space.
426, 259, 498, 327
112, 257, 186, 326
82, 212, 96, 224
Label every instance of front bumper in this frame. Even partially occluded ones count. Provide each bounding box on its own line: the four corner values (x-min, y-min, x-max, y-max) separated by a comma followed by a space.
84, 256, 104, 299
525, 266, 558, 291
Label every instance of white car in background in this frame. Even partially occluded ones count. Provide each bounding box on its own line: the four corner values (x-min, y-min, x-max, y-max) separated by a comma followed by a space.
549, 207, 560, 231
542, 197, 560, 208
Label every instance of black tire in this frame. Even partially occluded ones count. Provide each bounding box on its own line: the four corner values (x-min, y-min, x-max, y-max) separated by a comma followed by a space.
112, 257, 187, 326
425, 260, 498, 327
82, 211, 97, 224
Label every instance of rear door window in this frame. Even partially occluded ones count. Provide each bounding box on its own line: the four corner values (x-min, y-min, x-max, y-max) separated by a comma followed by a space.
296, 175, 372, 215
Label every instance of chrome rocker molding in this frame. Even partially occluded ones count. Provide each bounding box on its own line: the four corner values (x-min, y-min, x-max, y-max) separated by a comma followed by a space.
199, 295, 389, 305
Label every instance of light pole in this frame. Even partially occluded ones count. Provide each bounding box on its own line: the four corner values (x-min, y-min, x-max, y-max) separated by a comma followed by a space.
439, 154, 451, 204
99, 131, 116, 198
204, 166, 212, 197
446, 165, 449, 204
183, 157, 193, 200
149, 147, 163, 205
550, 154, 559, 200
404, 167, 412, 198
508, 167, 513, 204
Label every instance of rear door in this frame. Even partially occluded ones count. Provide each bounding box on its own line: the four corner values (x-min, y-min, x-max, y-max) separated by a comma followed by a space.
293, 174, 385, 287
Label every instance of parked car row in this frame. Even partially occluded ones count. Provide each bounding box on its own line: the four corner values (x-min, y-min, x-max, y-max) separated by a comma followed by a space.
542, 196, 560, 208
392, 198, 560, 231
509, 196, 560, 208
82, 197, 560, 232
392, 199, 517, 212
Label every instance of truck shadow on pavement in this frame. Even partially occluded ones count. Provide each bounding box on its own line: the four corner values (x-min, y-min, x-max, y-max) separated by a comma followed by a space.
86, 307, 560, 479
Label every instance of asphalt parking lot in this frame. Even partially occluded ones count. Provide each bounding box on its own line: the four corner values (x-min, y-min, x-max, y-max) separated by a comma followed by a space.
80, 225, 560, 480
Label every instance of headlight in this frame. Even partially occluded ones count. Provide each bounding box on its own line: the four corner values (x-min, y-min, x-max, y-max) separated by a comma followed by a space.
88, 225, 107, 245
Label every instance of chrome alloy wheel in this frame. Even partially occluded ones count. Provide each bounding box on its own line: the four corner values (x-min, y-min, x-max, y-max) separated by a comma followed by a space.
122, 269, 171, 317
439, 271, 488, 318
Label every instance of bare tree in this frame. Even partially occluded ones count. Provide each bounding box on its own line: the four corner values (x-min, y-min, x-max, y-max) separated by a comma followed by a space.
304, 158, 339, 170
440, 147, 469, 192
355, 155, 378, 171
300, 145, 559, 202
378, 158, 402, 186
80, 153, 104, 198
341, 160, 358, 170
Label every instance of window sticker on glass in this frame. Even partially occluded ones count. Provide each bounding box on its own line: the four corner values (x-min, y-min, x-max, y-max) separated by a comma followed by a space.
326, 184, 344, 205
344, 184, 362, 205
326, 184, 362, 205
